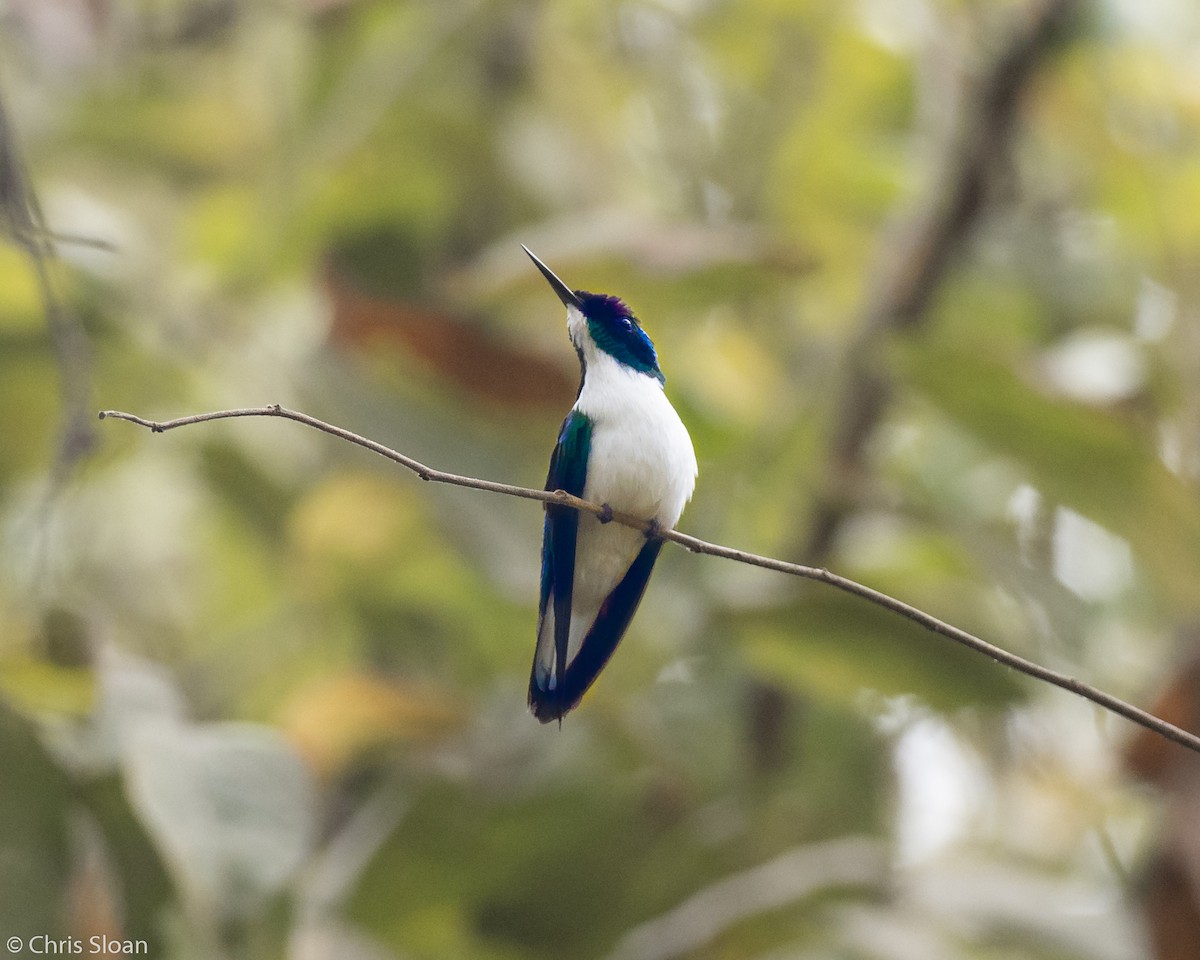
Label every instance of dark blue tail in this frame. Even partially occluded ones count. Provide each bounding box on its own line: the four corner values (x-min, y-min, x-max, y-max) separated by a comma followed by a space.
529, 538, 664, 723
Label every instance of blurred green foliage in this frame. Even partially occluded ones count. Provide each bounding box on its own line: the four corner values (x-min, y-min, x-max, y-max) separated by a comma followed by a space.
1, 0, 1198, 957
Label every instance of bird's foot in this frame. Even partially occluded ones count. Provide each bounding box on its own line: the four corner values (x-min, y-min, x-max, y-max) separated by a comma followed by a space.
597, 503, 614, 524
644, 518, 662, 540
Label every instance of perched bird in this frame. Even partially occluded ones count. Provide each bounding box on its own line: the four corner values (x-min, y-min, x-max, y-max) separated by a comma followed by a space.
523, 245, 698, 722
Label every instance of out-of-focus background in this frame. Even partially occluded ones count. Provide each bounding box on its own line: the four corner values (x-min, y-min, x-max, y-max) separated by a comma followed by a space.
3, 0, 1200, 957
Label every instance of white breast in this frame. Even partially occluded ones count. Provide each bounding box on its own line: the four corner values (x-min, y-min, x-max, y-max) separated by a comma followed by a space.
540, 306, 698, 663
574, 348, 697, 529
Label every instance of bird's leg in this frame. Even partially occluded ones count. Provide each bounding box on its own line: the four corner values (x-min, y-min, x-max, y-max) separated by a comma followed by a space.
597, 503, 614, 524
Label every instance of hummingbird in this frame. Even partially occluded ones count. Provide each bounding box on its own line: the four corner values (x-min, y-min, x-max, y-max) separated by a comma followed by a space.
522, 245, 698, 723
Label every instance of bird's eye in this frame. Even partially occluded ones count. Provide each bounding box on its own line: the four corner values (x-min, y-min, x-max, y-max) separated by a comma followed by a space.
620, 317, 633, 331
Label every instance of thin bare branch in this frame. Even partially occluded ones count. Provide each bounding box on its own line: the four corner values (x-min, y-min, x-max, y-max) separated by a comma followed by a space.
0, 80, 96, 469
99, 404, 1200, 756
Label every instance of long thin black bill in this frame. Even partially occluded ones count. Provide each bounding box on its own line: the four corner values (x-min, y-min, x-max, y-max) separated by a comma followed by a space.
521, 244, 583, 310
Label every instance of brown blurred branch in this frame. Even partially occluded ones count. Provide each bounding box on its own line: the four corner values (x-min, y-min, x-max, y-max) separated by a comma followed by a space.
809, 0, 1078, 556
0, 81, 96, 470
99, 403, 1200, 756
757, 0, 1081, 771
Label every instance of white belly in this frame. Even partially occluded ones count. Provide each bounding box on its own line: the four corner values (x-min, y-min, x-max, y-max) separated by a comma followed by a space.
561, 352, 698, 655
575, 351, 696, 527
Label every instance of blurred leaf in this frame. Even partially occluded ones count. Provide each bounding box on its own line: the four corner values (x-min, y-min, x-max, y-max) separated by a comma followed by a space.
902, 343, 1200, 607
348, 780, 694, 960
740, 589, 1026, 712
0, 657, 94, 715
0, 351, 58, 476
290, 470, 425, 569
74, 777, 174, 957
184, 184, 264, 274
279, 672, 461, 779
0, 245, 43, 326
122, 720, 317, 925
0, 702, 71, 941
325, 262, 576, 410
198, 439, 295, 541
46, 648, 188, 774
72, 80, 274, 177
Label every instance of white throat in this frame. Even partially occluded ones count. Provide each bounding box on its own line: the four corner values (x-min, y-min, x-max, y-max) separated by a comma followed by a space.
569, 309, 697, 531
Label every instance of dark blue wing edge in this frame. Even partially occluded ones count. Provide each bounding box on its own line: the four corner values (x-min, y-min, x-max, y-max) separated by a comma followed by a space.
531, 410, 591, 713
530, 537, 664, 723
